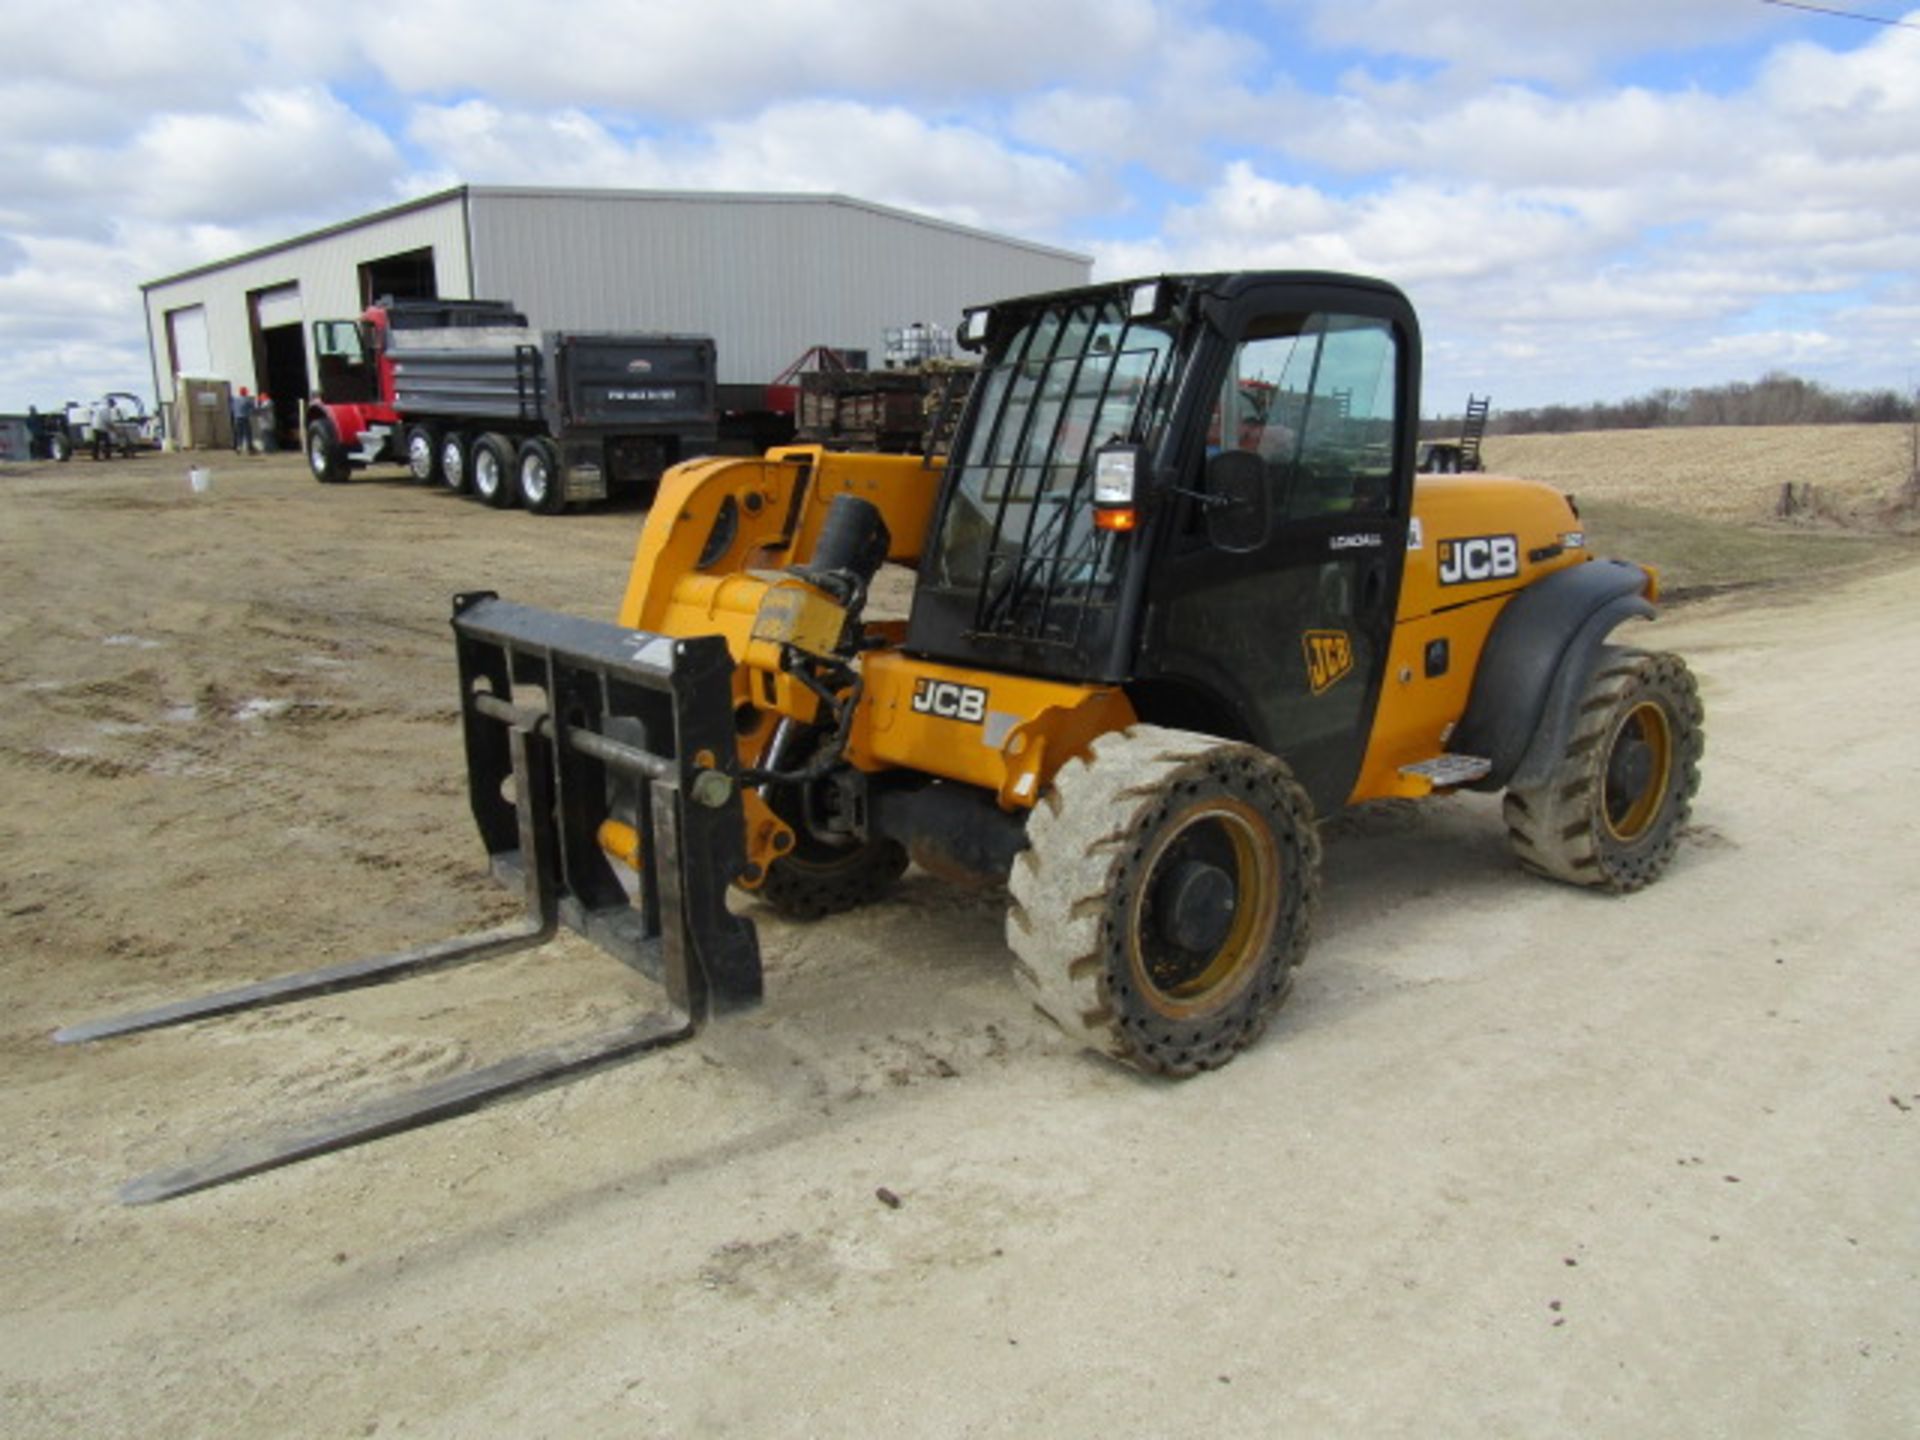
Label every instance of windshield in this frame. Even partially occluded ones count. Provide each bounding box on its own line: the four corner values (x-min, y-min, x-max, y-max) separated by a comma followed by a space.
1202, 312, 1400, 522
933, 296, 1176, 642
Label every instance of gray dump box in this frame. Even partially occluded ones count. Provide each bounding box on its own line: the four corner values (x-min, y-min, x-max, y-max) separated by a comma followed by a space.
386, 317, 718, 504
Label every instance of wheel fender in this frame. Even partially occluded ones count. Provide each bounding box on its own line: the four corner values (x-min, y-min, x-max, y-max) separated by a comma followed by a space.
308, 404, 361, 449
1450, 560, 1655, 791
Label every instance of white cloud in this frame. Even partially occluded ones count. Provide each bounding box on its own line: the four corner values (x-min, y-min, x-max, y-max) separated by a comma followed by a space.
699, 103, 1098, 233
1287, 83, 1739, 188
408, 98, 1098, 235
0, 73, 413, 409
358, 0, 1180, 114
1, 3, 1918, 413
404, 103, 656, 189
1079, 12, 1920, 405
1009, 23, 1293, 183
1093, 164, 1601, 290
40, 89, 407, 230
1292, 0, 1783, 85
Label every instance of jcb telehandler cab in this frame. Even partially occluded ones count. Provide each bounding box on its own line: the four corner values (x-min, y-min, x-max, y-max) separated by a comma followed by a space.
63, 272, 1702, 1202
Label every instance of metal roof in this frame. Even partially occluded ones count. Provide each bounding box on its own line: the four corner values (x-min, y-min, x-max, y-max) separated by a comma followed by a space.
141, 185, 1090, 291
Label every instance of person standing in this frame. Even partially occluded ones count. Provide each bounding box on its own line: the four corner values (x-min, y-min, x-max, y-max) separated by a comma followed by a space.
254, 391, 277, 452
231, 386, 255, 454
92, 395, 119, 460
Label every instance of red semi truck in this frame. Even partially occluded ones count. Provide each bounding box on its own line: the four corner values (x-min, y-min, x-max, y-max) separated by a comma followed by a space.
304, 297, 719, 513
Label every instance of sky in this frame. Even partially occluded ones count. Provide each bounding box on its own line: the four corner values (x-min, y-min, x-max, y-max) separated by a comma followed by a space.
1, 0, 1916, 417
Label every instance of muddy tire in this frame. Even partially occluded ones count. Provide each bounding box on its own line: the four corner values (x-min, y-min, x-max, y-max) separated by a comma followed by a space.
757, 834, 909, 921
1008, 725, 1319, 1077
1503, 646, 1704, 893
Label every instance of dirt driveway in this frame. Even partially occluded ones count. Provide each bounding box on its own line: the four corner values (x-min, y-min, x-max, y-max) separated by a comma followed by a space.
2, 452, 1914, 1437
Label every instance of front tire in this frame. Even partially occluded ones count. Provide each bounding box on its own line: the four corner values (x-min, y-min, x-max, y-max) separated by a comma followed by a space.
1008, 725, 1319, 1077
757, 833, 909, 921
470, 432, 517, 508
1503, 647, 1704, 892
306, 418, 348, 484
516, 437, 565, 514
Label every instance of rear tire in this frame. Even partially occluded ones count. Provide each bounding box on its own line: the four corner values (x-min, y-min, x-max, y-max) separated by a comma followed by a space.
404, 424, 442, 484
516, 437, 565, 514
1008, 725, 1319, 1077
470, 432, 517, 508
306, 417, 348, 485
439, 432, 470, 494
1503, 647, 1704, 892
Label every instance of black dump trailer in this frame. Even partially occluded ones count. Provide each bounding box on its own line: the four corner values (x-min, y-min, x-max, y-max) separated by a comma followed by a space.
311, 297, 719, 514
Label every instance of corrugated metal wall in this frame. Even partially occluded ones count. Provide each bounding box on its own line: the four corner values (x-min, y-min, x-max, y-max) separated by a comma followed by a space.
140, 196, 472, 399
139, 188, 1091, 405
466, 189, 1090, 385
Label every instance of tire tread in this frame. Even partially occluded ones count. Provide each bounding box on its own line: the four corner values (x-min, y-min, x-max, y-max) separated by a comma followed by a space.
1502, 647, 1704, 892
1006, 724, 1320, 1075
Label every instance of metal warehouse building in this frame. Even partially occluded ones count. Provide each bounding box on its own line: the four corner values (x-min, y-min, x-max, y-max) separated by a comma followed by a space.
140, 184, 1091, 439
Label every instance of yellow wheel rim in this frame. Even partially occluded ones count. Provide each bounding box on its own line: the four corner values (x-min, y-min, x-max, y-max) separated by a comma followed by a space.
1602, 700, 1674, 843
1127, 797, 1281, 1021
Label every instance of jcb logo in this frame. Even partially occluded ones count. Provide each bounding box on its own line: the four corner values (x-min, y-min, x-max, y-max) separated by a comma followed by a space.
1438, 534, 1520, 586
1303, 630, 1354, 696
911, 678, 988, 724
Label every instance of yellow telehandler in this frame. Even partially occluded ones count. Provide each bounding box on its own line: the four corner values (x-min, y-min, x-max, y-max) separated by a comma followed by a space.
63, 272, 1702, 1202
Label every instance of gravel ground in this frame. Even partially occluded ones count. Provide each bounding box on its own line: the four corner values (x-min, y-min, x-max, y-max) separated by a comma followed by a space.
2, 448, 1915, 1438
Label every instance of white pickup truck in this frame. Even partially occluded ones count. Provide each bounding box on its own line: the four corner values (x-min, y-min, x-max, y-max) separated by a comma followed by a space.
51, 393, 160, 459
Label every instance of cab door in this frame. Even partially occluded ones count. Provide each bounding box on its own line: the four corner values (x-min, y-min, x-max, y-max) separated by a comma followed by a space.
1137, 291, 1415, 814
312, 320, 380, 406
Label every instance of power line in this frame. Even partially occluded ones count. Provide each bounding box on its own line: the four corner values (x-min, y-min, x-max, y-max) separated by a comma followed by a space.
1760, 1, 1920, 29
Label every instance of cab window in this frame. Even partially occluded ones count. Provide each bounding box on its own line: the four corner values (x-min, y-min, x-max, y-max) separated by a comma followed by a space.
1207, 313, 1399, 520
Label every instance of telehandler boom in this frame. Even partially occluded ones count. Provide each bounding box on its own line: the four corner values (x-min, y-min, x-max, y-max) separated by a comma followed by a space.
63, 272, 1702, 1202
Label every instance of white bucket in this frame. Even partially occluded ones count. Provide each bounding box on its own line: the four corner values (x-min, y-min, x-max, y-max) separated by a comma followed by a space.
188, 466, 211, 494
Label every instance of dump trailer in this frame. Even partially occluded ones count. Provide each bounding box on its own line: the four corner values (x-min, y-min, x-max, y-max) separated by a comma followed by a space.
66, 272, 1704, 1203
305, 297, 718, 513
1419, 393, 1492, 473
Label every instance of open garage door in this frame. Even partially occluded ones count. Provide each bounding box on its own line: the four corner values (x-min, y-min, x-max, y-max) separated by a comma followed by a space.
249, 283, 307, 449
359, 247, 438, 305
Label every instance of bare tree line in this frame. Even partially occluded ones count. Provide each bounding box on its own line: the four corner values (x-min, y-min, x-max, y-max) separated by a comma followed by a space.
1432, 372, 1917, 436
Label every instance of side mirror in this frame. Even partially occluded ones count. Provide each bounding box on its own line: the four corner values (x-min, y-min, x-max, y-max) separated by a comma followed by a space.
1202, 450, 1271, 553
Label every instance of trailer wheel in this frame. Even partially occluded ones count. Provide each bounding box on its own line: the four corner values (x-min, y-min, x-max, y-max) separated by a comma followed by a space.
516, 437, 565, 514
403, 425, 442, 484
1008, 725, 1319, 1076
439, 432, 470, 493
306, 418, 348, 485
470, 433, 517, 508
